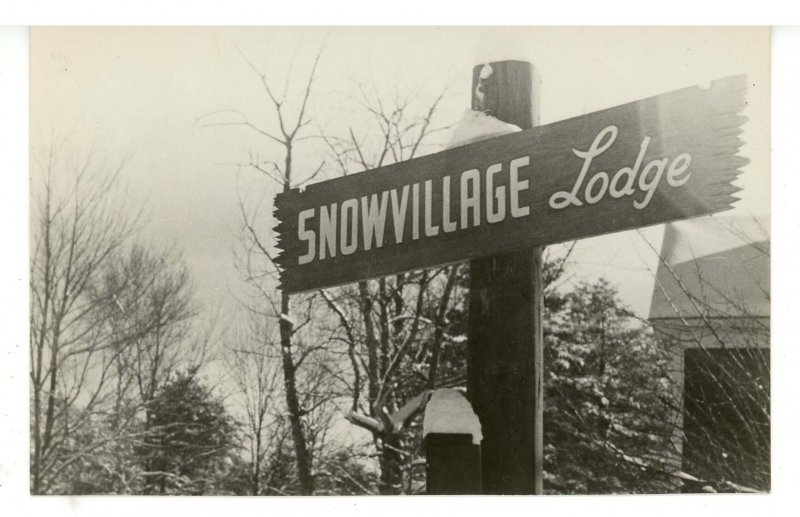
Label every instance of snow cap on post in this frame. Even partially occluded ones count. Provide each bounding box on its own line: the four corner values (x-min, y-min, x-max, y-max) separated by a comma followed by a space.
467, 30, 541, 144
447, 109, 522, 149
423, 389, 483, 445
447, 28, 538, 150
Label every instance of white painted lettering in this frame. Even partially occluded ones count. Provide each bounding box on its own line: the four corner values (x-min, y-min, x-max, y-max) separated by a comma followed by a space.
547, 125, 693, 212
319, 203, 337, 260
667, 153, 692, 187
549, 125, 618, 209
424, 180, 440, 237
412, 183, 420, 240
361, 192, 388, 251
297, 208, 316, 265
634, 158, 668, 210
390, 185, 409, 244
610, 136, 649, 198
442, 176, 457, 232
585, 171, 609, 205
340, 199, 359, 255
510, 156, 531, 218
486, 163, 506, 224
461, 169, 481, 228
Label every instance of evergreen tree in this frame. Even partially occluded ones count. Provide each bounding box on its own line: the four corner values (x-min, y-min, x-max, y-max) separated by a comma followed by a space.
543, 279, 677, 493
140, 371, 239, 494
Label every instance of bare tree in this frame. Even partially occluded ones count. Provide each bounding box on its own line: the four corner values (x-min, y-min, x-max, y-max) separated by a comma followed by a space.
95, 244, 210, 494
203, 50, 463, 494
30, 137, 216, 494
201, 47, 328, 495
223, 315, 285, 495
29, 140, 141, 493
315, 81, 462, 494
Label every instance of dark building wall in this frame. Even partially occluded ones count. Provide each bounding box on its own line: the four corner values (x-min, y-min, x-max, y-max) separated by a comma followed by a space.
683, 347, 770, 490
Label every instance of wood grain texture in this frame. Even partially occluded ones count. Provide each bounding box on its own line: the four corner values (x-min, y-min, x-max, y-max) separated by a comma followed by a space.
274, 75, 748, 294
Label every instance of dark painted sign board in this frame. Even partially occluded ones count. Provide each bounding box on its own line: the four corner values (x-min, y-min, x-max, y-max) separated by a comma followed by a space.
274, 75, 748, 294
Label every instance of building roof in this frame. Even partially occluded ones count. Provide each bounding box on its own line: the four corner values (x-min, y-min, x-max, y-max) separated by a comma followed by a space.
648, 215, 770, 321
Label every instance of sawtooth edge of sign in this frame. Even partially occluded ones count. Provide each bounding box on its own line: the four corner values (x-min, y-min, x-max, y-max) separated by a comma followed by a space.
274, 75, 750, 294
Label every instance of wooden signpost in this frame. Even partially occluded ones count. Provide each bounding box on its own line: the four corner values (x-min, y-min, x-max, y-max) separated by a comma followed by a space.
466, 60, 542, 495
274, 74, 747, 294
273, 65, 748, 494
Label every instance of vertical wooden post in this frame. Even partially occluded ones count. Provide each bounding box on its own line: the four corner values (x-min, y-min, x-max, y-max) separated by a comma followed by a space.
425, 434, 482, 495
424, 389, 483, 494
466, 60, 543, 495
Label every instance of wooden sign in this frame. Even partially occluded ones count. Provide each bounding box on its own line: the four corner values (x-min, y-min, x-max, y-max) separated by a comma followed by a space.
274, 75, 748, 294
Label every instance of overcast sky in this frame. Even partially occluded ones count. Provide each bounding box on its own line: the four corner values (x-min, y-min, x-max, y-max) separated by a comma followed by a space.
29, 26, 770, 318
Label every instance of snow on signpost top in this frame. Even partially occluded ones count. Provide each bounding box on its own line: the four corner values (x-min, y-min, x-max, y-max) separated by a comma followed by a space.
422, 389, 483, 445
447, 109, 522, 150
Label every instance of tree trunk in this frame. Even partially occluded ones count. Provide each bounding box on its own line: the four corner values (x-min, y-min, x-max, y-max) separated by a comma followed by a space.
360, 281, 404, 492
278, 291, 314, 495
253, 429, 262, 495
378, 433, 403, 495
359, 281, 379, 408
